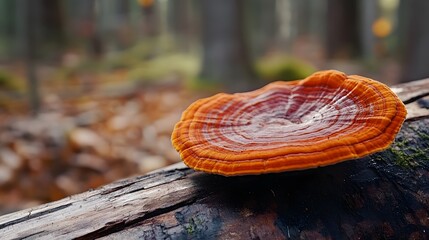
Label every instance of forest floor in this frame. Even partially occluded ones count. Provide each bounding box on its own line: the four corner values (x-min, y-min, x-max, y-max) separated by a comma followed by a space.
0, 65, 204, 215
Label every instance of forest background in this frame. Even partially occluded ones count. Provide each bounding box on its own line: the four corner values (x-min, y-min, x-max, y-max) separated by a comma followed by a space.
0, 0, 427, 214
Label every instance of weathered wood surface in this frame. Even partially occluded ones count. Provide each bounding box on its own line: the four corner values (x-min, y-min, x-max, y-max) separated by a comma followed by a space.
1, 79, 429, 239
391, 78, 429, 120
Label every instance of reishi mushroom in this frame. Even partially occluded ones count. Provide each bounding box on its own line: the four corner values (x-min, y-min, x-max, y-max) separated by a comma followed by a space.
171, 70, 407, 176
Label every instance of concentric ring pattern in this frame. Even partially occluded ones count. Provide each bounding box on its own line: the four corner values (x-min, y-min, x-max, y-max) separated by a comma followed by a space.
171, 70, 407, 176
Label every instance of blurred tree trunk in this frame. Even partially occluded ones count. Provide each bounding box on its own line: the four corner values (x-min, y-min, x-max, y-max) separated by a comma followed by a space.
326, 0, 360, 59
247, 0, 277, 57
359, 0, 377, 62
168, 0, 192, 52
15, 0, 65, 61
74, 0, 104, 59
69, 0, 102, 93
0, 1, 15, 60
199, 0, 258, 92
115, 0, 132, 50
39, 0, 65, 58
294, 0, 325, 37
18, 0, 40, 115
400, 0, 429, 82
139, 0, 159, 38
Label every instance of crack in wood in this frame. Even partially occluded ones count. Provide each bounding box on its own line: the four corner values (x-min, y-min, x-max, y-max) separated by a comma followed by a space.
417, 97, 429, 109
100, 182, 137, 195
403, 91, 429, 104
20, 230, 46, 239
98, 171, 186, 199
105, 170, 190, 199
0, 203, 72, 230
74, 196, 198, 240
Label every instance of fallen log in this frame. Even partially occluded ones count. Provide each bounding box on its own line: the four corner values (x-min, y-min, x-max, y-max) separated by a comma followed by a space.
1, 79, 429, 239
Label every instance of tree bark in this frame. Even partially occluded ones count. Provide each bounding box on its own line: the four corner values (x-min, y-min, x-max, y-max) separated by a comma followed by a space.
0, 79, 429, 239
399, 0, 429, 82
21, 0, 40, 116
326, 0, 360, 59
359, 0, 378, 62
198, 0, 258, 92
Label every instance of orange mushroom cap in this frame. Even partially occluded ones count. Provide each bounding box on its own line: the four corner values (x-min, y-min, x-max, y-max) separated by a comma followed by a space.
171, 70, 407, 176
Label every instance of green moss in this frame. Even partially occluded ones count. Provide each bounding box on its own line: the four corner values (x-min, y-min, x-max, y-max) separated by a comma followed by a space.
0, 70, 24, 92
372, 154, 385, 163
256, 55, 316, 81
388, 133, 429, 168
185, 223, 196, 234
389, 147, 414, 168
128, 54, 199, 84
409, 126, 429, 141
187, 76, 225, 93
102, 37, 177, 71
184, 217, 204, 235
